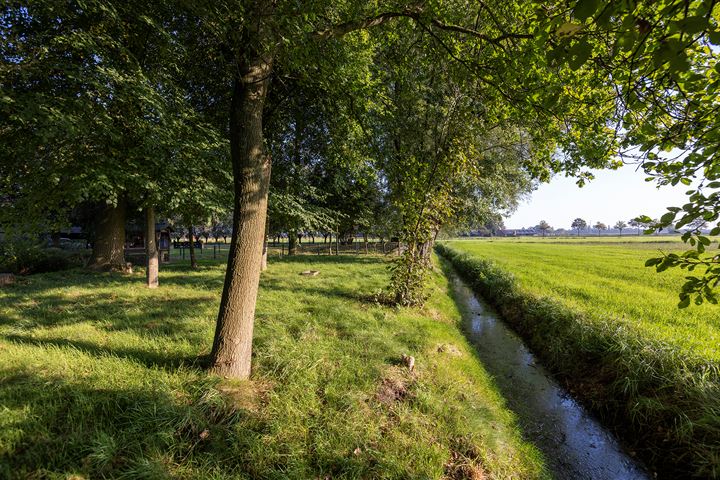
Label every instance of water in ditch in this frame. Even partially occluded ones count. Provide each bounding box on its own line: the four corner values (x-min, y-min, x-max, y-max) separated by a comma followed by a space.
447, 271, 650, 480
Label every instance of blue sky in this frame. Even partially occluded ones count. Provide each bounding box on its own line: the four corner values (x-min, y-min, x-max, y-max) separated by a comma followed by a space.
505, 163, 694, 230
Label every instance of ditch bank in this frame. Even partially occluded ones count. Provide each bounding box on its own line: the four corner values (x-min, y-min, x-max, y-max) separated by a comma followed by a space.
445, 266, 648, 480
436, 243, 720, 479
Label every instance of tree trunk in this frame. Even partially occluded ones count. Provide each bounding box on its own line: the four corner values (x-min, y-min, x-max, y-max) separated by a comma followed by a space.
209, 46, 274, 379
261, 218, 268, 271
363, 232, 368, 254
288, 230, 297, 255
50, 232, 61, 248
89, 199, 127, 270
188, 224, 198, 269
146, 206, 159, 288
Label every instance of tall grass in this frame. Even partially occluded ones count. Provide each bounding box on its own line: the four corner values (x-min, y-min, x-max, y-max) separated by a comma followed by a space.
436, 242, 720, 479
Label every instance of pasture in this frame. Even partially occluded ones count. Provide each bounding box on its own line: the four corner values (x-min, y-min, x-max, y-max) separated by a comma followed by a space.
445, 236, 720, 360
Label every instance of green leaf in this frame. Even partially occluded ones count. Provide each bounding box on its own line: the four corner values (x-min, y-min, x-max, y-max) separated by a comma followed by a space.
557, 23, 583, 37
568, 40, 592, 70
572, 0, 601, 21
678, 296, 691, 308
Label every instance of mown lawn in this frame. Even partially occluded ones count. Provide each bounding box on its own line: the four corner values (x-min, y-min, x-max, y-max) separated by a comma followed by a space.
446, 237, 720, 360
0, 255, 547, 479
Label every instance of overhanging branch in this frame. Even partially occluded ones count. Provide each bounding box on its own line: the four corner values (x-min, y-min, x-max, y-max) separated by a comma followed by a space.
312, 7, 534, 46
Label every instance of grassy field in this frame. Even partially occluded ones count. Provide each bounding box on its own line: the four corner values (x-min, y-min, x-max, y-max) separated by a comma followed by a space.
0, 254, 548, 479
446, 236, 720, 359
438, 237, 720, 479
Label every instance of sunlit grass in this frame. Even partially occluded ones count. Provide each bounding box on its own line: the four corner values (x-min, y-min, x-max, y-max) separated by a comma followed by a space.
0, 255, 547, 479
438, 240, 720, 479
445, 238, 720, 360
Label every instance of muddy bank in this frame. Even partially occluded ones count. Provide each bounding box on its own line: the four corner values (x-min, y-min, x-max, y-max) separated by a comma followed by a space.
447, 270, 649, 480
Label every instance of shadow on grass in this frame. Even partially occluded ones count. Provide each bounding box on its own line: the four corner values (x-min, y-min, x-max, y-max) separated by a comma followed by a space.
0, 370, 267, 479
2, 334, 207, 370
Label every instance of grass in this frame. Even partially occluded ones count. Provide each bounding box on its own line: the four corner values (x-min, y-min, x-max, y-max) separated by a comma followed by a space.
0, 254, 548, 479
437, 239, 720, 479
445, 237, 719, 359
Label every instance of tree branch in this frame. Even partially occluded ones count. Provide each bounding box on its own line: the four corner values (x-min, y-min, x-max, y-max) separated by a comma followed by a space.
312, 6, 534, 45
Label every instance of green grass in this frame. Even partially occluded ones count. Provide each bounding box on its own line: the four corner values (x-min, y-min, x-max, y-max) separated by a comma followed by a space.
0, 254, 547, 479
438, 239, 720, 479
445, 237, 720, 359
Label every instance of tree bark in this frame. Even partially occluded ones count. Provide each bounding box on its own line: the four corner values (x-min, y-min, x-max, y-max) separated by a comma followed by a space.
209, 45, 274, 379
261, 217, 268, 271
146, 206, 159, 288
288, 230, 297, 255
188, 224, 198, 269
89, 198, 127, 270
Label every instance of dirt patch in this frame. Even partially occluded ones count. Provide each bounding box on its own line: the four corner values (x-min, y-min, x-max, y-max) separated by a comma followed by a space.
376, 366, 414, 405
443, 451, 486, 480
437, 343, 463, 356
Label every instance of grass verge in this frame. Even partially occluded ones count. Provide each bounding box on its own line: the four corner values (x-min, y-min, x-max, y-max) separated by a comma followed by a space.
436, 243, 720, 479
0, 254, 547, 479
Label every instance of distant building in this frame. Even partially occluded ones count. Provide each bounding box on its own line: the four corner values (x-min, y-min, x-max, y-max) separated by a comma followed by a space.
500, 228, 537, 237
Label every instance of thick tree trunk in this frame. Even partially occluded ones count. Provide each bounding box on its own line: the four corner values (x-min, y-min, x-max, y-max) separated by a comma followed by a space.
288, 230, 297, 256
89, 199, 127, 270
209, 47, 274, 379
188, 224, 198, 269
146, 206, 159, 288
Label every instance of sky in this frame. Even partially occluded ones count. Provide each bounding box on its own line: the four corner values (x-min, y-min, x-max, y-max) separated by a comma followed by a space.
504, 163, 694, 230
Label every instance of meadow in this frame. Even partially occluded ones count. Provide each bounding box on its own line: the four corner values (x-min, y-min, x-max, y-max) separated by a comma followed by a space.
445, 236, 720, 359
438, 237, 720, 479
0, 254, 548, 479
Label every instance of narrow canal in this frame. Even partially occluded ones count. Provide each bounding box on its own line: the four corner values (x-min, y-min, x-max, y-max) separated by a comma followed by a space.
447, 271, 650, 480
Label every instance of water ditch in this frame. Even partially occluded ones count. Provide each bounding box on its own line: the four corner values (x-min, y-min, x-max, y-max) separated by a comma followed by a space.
447, 270, 650, 480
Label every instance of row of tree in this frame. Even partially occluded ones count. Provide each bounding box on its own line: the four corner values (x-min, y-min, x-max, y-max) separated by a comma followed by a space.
2, 0, 719, 376
533, 217, 710, 237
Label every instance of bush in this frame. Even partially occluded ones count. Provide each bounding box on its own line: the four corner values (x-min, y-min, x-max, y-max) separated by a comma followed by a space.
0, 241, 87, 275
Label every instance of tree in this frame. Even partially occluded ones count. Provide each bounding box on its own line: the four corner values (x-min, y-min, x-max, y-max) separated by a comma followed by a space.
630, 217, 652, 236
571, 218, 587, 236
0, 2, 229, 279
593, 222, 607, 236
614, 221, 627, 236
537, 220, 552, 237
534, 0, 720, 305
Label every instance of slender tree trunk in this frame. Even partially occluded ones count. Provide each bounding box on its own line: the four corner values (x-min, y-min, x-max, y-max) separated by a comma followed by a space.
50, 232, 61, 248
89, 198, 127, 270
288, 230, 297, 256
363, 232, 368, 254
209, 46, 274, 379
188, 224, 198, 269
145, 206, 159, 288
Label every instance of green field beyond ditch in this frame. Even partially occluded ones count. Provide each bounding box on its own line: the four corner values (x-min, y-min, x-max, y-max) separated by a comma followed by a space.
446, 237, 720, 359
